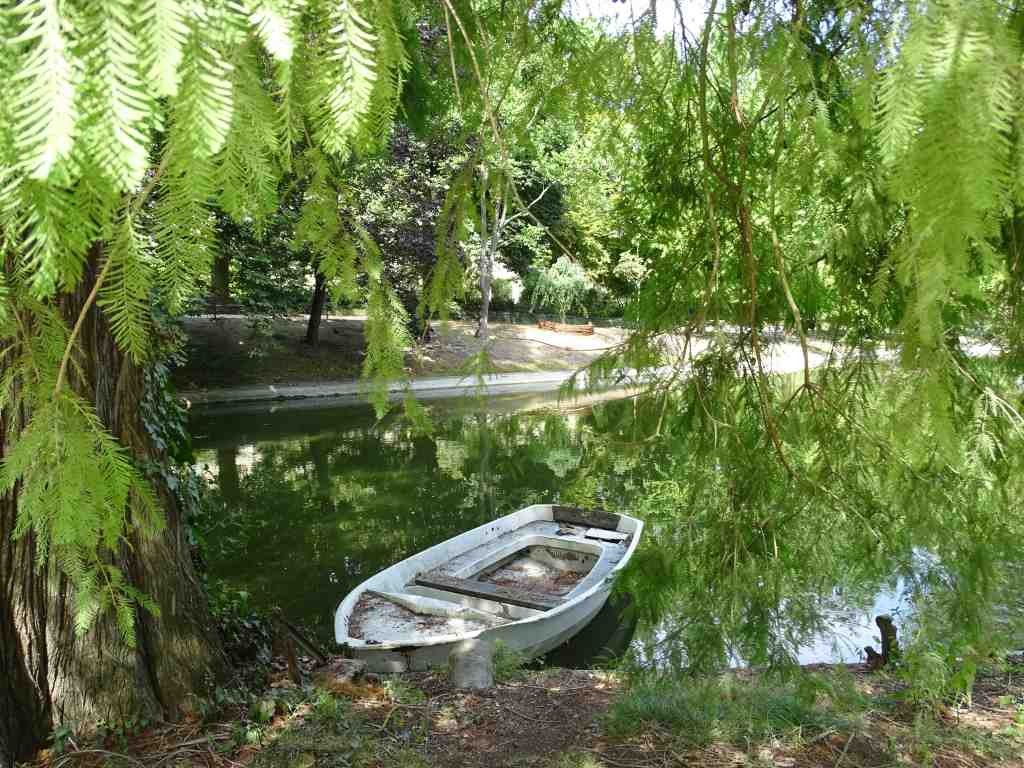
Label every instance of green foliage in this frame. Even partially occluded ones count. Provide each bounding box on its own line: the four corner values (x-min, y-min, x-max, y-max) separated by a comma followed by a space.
4, 0, 1024, 671
214, 215, 313, 314
382, 677, 426, 705
492, 639, 528, 682
10, 0, 79, 181
0, 382, 162, 644
362, 234, 412, 415
311, 689, 352, 726
98, 212, 153, 363
878, 0, 1020, 409
206, 582, 274, 668
427, 159, 473, 321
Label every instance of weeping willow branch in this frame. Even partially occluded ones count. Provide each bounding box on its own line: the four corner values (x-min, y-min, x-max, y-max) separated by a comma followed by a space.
692, 0, 722, 336
770, 230, 813, 391
766, 102, 812, 393
442, 4, 463, 111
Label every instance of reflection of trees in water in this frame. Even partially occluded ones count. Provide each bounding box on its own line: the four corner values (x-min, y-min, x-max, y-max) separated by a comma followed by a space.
193, 390, 1024, 668
192, 401, 639, 643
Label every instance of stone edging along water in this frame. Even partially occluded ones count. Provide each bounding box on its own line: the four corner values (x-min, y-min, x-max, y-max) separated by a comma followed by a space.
178, 337, 828, 408
176, 349, 850, 409
179, 370, 600, 407
179, 336, 1002, 409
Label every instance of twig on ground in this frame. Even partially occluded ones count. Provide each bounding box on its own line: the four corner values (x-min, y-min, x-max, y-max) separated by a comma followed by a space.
53, 749, 147, 768
502, 704, 553, 724
834, 733, 855, 767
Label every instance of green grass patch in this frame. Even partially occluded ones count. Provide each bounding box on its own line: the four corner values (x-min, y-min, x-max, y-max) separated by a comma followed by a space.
493, 639, 529, 682
382, 676, 427, 705
605, 669, 870, 747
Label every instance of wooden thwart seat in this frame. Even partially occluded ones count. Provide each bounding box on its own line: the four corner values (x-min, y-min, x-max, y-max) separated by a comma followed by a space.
552, 505, 621, 531
414, 572, 564, 611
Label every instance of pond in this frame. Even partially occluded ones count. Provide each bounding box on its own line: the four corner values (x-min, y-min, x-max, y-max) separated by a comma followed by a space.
189, 389, 911, 669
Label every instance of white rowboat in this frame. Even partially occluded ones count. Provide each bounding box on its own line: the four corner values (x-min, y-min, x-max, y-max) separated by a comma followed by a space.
334, 504, 643, 672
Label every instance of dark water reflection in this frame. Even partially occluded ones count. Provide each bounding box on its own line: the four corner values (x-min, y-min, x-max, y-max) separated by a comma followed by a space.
190, 391, 645, 658
189, 391, 908, 667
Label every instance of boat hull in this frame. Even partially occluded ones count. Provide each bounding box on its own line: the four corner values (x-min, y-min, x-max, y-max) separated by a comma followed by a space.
350, 583, 611, 672
335, 504, 643, 672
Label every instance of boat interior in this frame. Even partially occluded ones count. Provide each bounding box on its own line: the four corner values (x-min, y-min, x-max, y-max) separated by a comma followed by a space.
345, 508, 635, 645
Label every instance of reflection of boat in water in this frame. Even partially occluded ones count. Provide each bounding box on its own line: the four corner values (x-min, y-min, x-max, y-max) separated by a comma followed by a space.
544, 593, 638, 668
334, 504, 644, 672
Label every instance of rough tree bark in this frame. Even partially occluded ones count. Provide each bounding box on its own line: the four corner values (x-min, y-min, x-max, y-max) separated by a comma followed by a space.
305, 271, 328, 346
0, 250, 226, 766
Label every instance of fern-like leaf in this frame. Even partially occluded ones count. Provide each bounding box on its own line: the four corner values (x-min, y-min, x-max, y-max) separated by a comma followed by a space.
76, 0, 154, 190
98, 212, 153, 363
248, 0, 295, 62
140, 0, 190, 97
9, 0, 77, 179
319, 1, 378, 155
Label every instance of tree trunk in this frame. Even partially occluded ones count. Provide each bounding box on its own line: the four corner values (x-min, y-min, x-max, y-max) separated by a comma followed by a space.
305, 271, 328, 346
211, 251, 231, 303
0, 249, 226, 765
476, 244, 492, 340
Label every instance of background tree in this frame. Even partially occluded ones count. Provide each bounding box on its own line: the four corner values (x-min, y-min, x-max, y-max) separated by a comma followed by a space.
531, 254, 594, 322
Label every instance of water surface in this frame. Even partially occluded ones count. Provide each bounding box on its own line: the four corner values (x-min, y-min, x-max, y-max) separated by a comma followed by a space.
190, 390, 905, 667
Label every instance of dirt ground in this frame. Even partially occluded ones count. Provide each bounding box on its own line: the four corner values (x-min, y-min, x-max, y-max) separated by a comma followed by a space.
414, 322, 628, 376
366, 668, 620, 768
30, 659, 1024, 768
173, 315, 628, 392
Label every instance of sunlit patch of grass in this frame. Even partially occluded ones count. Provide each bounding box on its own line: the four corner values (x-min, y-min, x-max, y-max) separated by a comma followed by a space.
605, 670, 870, 748
546, 752, 605, 768
493, 640, 529, 682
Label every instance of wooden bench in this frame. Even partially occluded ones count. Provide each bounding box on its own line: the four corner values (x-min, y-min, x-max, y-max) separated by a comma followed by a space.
414, 572, 564, 612
537, 319, 595, 335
